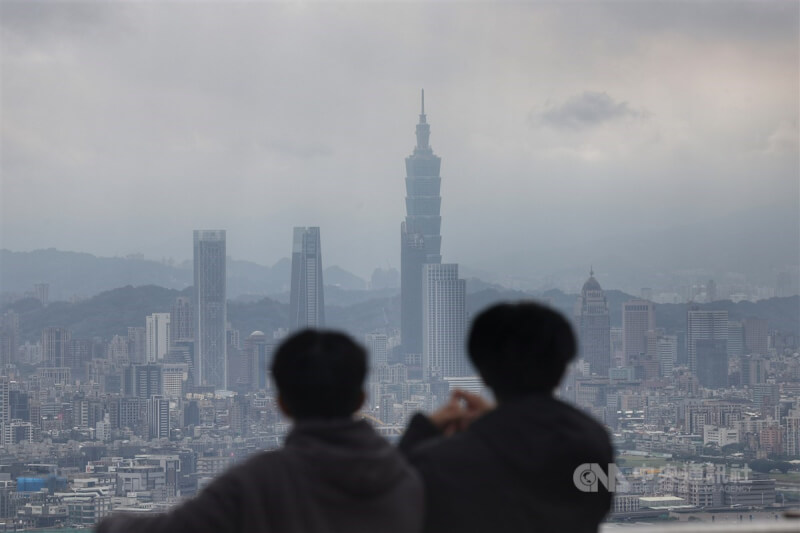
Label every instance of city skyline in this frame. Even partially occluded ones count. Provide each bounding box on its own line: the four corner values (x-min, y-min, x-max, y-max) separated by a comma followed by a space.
1, 2, 797, 285
0, 2, 798, 527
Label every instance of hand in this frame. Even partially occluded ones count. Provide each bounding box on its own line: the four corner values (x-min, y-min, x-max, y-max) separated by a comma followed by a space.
428, 390, 495, 436
451, 389, 494, 427
428, 396, 467, 436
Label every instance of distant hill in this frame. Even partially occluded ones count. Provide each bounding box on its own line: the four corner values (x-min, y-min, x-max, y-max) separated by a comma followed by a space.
5, 285, 190, 341
3, 281, 795, 345
0, 249, 367, 301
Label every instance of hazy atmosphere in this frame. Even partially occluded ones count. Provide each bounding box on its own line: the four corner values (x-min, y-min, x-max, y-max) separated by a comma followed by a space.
1, 4, 800, 528
2, 1, 798, 291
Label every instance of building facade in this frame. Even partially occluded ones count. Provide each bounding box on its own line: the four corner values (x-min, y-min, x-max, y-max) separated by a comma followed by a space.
170, 296, 193, 342
687, 308, 728, 385
622, 299, 655, 365
193, 230, 227, 389
42, 327, 70, 368
577, 270, 611, 378
145, 313, 171, 363
422, 264, 467, 380
289, 227, 325, 330
401, 90, 443, 358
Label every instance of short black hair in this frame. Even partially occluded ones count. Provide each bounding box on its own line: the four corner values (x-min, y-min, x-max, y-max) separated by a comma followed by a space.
468, 302, 576, 399
270, 330, 367, 419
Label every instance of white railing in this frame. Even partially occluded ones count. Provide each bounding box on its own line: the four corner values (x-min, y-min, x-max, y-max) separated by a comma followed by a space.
602, 516, 800, 532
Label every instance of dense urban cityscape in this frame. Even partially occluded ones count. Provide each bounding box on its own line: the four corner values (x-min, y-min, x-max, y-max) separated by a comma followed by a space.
0, 94, 798, 529
2, 2, 799, 531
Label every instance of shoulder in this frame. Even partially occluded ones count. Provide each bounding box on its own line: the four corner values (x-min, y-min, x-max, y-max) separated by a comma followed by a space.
214, 448, 291, 487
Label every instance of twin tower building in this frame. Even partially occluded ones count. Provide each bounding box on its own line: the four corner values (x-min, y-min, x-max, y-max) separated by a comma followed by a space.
192, 227, 324, 391
192, 91, 468, 391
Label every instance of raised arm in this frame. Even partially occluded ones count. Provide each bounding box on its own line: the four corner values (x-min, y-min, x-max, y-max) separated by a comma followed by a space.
96, 466, 245, 533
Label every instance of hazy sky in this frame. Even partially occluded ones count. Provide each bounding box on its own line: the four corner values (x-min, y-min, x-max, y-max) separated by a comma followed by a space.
2, 1, 798, 283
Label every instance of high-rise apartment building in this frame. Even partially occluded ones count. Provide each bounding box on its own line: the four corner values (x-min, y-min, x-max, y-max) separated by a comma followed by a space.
0, 311, 19, 367
0, 377, 8, 427
401, 90, 443, 358
148, 395, 170, 440
127, 327, 146, 364
67, 338, 93, 381
365, 334, 389, 368
161, 364, 189, 398
622, 299, 655, 364
193, 230, 227, 389
576, 270, 611, 378
289, 227, 325, 330
33, 283, 49, 307
243, 331, 274, 391
657, 334, 678, 378
145, 313, 171, 363
696, 339, 728, 388
743, 317, 769, 355
727, 321, 744, 358
687, 308, 728, 385
422, 264, 467, 379
740, 355, 767, 386
42, 327, 70, 368
170, 297, 193, 342
124, 364, 163, 400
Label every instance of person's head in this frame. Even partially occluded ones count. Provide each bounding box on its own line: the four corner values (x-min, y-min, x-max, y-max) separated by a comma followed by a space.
270, 330, 367, 420
468, 302, 576, 401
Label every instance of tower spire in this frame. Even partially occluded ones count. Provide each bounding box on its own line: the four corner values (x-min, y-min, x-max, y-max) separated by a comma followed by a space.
415, 89, 430, 150
418, 88, 427, 125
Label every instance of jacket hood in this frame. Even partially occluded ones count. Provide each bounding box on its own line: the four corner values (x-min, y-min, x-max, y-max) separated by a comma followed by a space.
285, 418, 412, 499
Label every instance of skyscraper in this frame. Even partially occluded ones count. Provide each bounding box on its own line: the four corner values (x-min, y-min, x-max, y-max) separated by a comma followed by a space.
42, 326, 70, 368
576, 269, 611, 378
622, 299, 655, 365
0, 311, 19, 367
145, 313, 171, 363
127, 327, 146, 364
289, 227, 325, 330
401, 90, 443, 358
687, 308, 728, 384
696, 339, 728, 388
657, 334, 678, 378
170, 296, 193, 342
743, 317, 769, 355
148, 395, 170, 440
422, 264, 467, 379
0, 377, 8, 427
244, 331, 275, 391
364, 333, 389, 368
194, 230, 227, 389
727, 320, 744, 358
123, 364, 163, 399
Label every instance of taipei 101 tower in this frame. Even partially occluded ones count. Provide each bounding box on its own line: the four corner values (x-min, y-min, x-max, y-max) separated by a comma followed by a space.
401, 90, 443, 358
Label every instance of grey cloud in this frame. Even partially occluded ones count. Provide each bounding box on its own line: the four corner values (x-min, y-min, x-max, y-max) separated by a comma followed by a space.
535, 92, 641, 130
0, 3, 796, 282
0, 2, 117, 43
260, 139, 332, 159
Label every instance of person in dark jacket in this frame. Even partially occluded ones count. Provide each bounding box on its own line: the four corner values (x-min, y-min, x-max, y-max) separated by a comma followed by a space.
98, 330, 423, 533
399, 302, 613, 533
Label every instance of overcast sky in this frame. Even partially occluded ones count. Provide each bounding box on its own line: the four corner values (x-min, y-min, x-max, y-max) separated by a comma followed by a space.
1, 1, 798, 284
